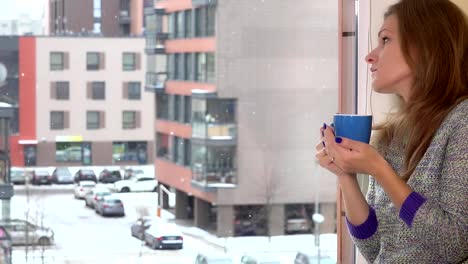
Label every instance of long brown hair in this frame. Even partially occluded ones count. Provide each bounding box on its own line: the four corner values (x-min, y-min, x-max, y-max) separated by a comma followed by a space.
374, 0, 468, 181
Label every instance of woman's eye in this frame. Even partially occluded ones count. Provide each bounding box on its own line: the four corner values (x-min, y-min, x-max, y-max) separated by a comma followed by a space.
382, 37, 390, 44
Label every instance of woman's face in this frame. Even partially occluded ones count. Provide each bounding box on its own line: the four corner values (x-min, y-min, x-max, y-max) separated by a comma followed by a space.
365, 15, 413, 101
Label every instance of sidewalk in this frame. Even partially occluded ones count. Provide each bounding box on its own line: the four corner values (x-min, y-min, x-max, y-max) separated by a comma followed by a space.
168, 216, 337, 260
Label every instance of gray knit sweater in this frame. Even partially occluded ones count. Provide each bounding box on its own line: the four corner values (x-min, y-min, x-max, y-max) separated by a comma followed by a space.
348, 99, 468, 263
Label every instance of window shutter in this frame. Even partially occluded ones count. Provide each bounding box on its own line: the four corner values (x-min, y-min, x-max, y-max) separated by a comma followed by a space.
87, 82, 92, 99
63, 52, 69, 69
50, 82, 56, 99
100, 111, 105, 129
135, 53, 141, 70
123, 82, 128, 99
64, 111, 70, 129
136, 111, 141, 128
100, 52, 105, 70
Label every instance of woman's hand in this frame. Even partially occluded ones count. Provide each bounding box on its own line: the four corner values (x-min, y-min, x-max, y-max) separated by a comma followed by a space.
322, 124, 388, 177
315, 124, 355, 179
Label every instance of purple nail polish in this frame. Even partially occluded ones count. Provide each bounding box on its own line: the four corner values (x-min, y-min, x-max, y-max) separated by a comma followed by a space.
335, 137, 342, 143
322, 141, 326, 148
323, 123, 327, 129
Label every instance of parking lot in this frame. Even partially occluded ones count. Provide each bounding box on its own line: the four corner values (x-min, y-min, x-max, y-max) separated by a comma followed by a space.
8, 184, 222, 264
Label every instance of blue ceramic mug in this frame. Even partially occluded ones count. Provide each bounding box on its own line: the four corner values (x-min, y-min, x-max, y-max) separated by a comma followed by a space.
333, 114, 373, 144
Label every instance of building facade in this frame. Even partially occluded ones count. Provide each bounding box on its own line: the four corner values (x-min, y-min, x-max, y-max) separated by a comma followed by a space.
49, 0, 144, 37
146, 0, 339, 236
1, 36, 154, 169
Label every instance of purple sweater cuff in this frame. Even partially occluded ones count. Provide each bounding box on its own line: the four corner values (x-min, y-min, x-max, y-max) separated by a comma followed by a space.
399, 191, 426, 227
346, 206, 378, 239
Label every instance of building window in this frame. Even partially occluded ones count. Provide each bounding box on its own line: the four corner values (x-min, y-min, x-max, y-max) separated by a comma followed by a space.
122, 52, 138, 71
50, 52, 66, 71
195, 7, 206, 37
184, 95, 191, 123
175, 53, 184, 80
51, 81, 69, 100
112, 141, 147, 164
89, 81, 105, 100
167, 54, 175, 80
156, 133, 169, 158
184, 139, 191, 166
24, 146, 37, 166
87, 52, 103, 70
185, 53, 193, 80
127, 82, 141, 100
87, 111, 100, 129
196, 53, 206, 82
176, 11, 185, 38
156, 93, 169, 119
174, 95, 181, 122
185, 10, 192, 38
206, 53, 215, 83
207, 5, 216, 36
123, 111, 139, 129
168, 13, 175, 38
55, 142, 84, 162
50, 111, 66, 130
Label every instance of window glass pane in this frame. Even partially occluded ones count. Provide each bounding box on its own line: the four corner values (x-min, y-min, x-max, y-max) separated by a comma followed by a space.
87, 52, 100, 70
122, 52, 135, 71
156, 94, 169, 119
206, 53, 215, 83
56, 81, 69, 99
92, 81, 105, 99
207, 5, 215, 36
185, 10, 192, 37
177, 11, 184, 38
50, 111, 64, 129
196, 53, 206, 82
127, 82, 141, 100
56, 142, 82, 162
50, 52, 64, 70
168, 13, 175, 38
87, 111, 99, 129
123, 111, 136, 129
185, 53, 193, 80
113, 141, 147, 163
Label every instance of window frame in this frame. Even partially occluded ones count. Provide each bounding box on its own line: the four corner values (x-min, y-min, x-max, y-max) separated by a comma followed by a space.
86, 111, 100, 130
86, 52, 100, 70
50, 52, 64, 71
50, 111, 65, 130
122, 52, 136, 71
122, 111, 136, 129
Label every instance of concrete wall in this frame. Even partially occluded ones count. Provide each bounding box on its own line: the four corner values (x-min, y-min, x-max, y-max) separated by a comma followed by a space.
215, 0, 338, 206
217, 205, 234, 237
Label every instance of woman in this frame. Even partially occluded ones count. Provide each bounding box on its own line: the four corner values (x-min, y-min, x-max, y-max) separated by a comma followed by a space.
316, 0, 468, 263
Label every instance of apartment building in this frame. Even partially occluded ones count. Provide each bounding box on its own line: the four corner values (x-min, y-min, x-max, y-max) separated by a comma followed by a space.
146, 0, 339, 236
0, 36, 153, 168
49, 0, 144, 37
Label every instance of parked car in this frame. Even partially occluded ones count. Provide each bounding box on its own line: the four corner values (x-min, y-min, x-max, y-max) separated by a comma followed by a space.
51, 167, 73, 184
94, 195, 125, 216
10, 167, 26, 184
98, 169, 122, 184
286, 218, 311, 234
130, 217, 163, 240
0, 219, 54, 246
144, 222, 183, 250
294, 252, 335, 264
31, 170, 52, 185
113, 175, 158, 193
123, 168, 144, 180
73, 181, 96, 199
74, 169, 97, 183
195, 253, 234, 264
84, 187, 112, 209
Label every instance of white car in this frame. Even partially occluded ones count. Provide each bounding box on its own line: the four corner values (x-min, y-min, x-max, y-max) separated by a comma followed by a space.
113, 175, 158, 193
74, 181, 96, 199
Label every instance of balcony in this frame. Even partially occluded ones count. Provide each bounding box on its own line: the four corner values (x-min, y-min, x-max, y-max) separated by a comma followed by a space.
191, 164, 236, 191
119, 10, 131, 24
192, 98, 237, 145
145, 72, 166, 92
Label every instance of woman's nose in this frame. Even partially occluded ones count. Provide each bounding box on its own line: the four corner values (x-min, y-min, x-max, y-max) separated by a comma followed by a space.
365, 50, 377, 64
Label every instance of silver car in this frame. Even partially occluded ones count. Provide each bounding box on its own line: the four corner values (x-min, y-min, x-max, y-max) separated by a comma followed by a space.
84, 187, 112, 208
0, 219, 54, 246
94, 195, 125, 216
